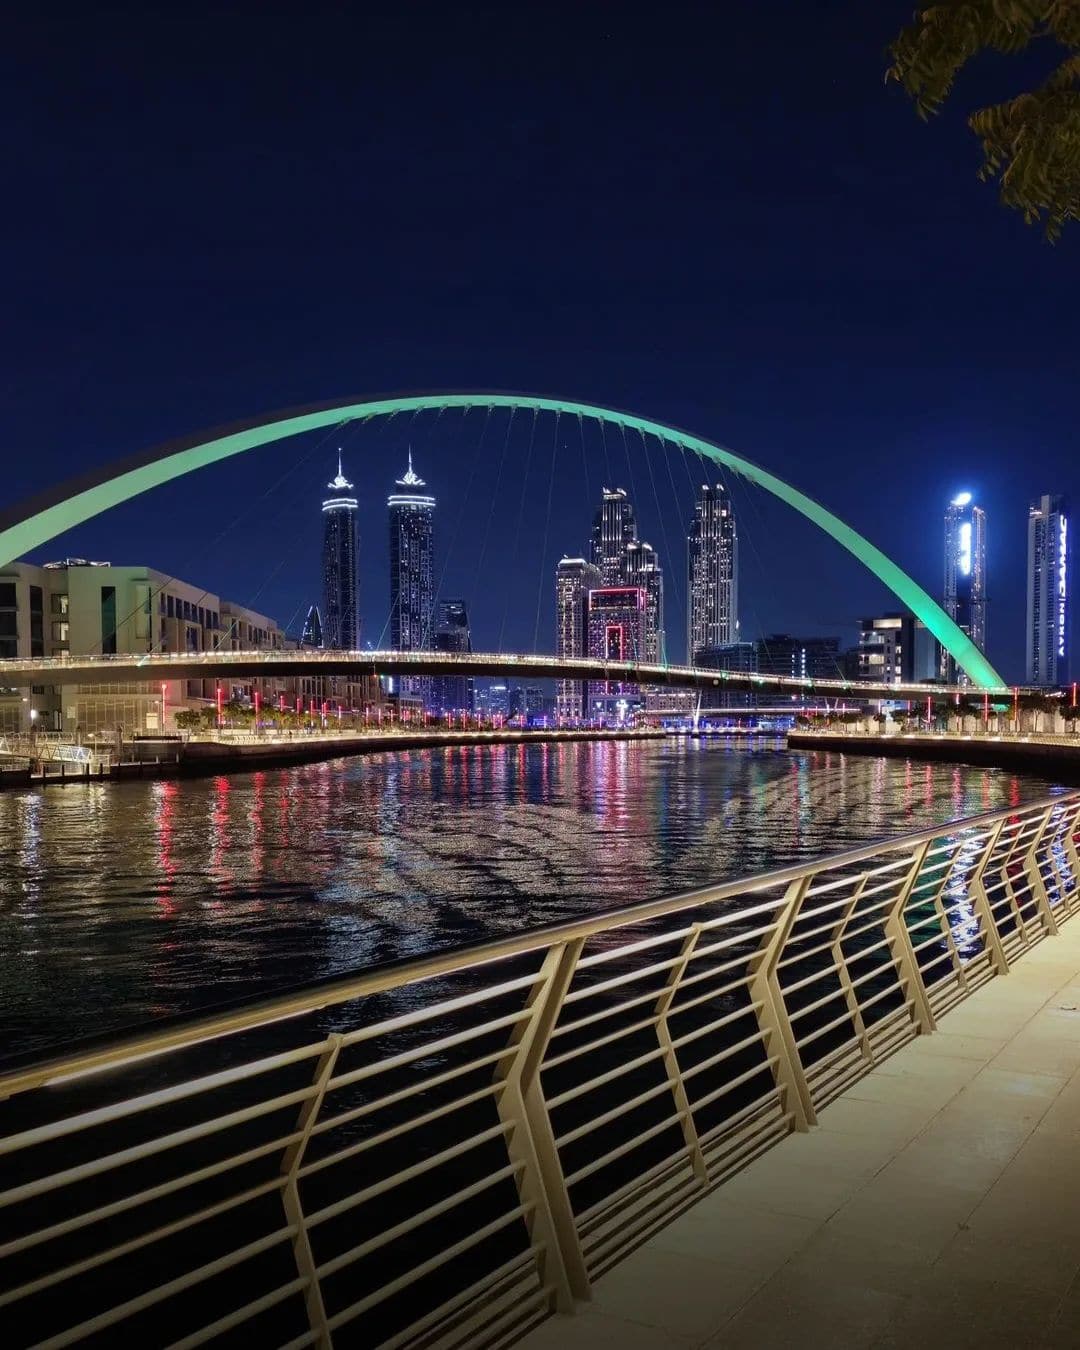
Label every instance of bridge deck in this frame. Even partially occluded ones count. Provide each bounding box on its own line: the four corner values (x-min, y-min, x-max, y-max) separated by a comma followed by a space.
521, 918, 1080, 1349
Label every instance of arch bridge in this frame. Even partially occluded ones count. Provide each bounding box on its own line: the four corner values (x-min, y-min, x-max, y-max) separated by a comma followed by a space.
0, 393, 1006, 691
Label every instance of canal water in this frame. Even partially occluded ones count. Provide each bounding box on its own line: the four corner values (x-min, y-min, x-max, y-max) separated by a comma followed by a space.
0, 738, 1063, 1057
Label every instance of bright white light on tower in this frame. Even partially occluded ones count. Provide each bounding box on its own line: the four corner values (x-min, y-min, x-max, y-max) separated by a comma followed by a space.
952, 492, 972, 507
958, 521, 972, 576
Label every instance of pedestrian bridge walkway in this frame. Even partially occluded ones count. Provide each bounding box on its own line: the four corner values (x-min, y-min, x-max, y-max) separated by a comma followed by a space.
522, 918, 1080, 1349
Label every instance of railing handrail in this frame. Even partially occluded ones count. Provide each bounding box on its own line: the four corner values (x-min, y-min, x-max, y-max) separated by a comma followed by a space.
3, 787, 1074, 1101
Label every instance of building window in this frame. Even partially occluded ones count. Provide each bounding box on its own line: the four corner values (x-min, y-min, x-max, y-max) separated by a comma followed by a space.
29, 586, 44, 658
50, 593, 69, 616
101, 586, 117, 655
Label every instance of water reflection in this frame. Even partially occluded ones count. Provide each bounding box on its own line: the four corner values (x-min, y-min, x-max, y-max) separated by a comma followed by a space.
0, 740, 1062, 1055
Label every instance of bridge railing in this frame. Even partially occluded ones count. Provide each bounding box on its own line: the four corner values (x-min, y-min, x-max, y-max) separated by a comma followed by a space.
0, 647, 998, 698
1, 790, 1078, 1348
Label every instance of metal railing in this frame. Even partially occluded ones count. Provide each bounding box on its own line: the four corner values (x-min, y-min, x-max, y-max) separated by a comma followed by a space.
1, 790, 1078, 1348
0, 646, 997, 700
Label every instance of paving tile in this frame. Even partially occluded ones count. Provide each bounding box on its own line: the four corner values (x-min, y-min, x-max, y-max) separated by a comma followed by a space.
644, 1195, 819, 1277
888, 1032, 1005, 1064
585, 1246, 763, 1341
814, 1095, 930, 1148
522, 1309, 696, 1348
872, 1267, 1061, 1348
714, 1156, 864, 1222
783, 1223, 936, 1298
992, 1032, 1080, 1078
705, 1263, 905, 1350
933, 1225, 1080, 1297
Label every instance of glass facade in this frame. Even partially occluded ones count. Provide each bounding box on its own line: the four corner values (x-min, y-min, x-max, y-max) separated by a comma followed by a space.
1027, 493, 1071, 686
388, 454, 435, 655
687, 483, 738, 664
321, 454, 360, 649
942, 493, 988, 684
555, 557, 601, 720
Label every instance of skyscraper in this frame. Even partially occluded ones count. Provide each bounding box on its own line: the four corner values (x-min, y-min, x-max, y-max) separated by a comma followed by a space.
432, 599, 474, 714
1027, 493, 1070, 687
942, 492, 987, 684
300, 604, 323, 648
687, 483, 737, 663
388, 450, 436, 655
591, 488, 637, 585
625, 540, 665, 664
321, 452, 359, 649
555, 556, 601, 721
587, 585, 647, 721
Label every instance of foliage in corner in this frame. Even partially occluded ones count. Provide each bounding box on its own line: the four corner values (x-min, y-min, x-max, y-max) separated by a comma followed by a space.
887, 1, 1080, 238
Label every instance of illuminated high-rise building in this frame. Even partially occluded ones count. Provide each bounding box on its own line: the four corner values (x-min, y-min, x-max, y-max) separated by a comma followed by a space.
432, 599, 474, 714
942, 492, 987, 684
555, 556, 601, 720
687, 483, 737, 663
1027, 493, 1070, 687
587, 586, 647, 722
625, 540, 665, 664
388, 450, 436, 654
321, 452, 359, 649
300, 604, 323, 648
591, 488, 637, 585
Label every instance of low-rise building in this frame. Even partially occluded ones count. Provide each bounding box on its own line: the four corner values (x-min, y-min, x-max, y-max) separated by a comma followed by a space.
0, 559, 288, 735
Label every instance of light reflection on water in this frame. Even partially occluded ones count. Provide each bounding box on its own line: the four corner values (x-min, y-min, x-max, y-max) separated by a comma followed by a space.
0, 739, 1062, 1055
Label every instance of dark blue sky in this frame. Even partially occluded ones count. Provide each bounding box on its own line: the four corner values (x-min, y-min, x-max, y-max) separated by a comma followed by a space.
4, 1, 1077, 682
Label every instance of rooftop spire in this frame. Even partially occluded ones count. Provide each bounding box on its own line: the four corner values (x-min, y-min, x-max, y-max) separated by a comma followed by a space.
327, 450, 353, 492
396, 446, 425, 487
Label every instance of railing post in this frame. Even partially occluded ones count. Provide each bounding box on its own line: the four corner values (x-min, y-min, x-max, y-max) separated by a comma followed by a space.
280, 1033, 343, 1350
653, 924, 708, 1183
884, 840, 937, 1035
969, 818, 1011, 976
832, 878, 874, 1060
1060, 800, 1080, 907
1024, 805, 1060, 937
747, 877, 817, 1131
496, 939, 590, 1311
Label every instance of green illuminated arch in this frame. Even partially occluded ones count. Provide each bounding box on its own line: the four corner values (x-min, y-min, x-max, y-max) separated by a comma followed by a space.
0, 393, 1005, 689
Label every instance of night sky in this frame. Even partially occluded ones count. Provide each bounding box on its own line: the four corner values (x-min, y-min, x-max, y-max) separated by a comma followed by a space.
4, 1, 1077, 682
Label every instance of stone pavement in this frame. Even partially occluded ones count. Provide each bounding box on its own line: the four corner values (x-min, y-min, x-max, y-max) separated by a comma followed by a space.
520, 919, 1080, 1348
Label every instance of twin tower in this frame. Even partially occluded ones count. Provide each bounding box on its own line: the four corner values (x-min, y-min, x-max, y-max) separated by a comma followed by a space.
319, 451, 435, 653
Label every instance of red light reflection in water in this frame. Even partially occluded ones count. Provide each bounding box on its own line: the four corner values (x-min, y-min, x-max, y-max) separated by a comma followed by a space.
249, 771, 267, 880
208, 775, 234, 893
154, 779, 180, 914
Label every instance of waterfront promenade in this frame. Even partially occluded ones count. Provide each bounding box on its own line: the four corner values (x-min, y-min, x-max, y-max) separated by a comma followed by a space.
789, 727, 1080, 776
521, 917, 1080, 1348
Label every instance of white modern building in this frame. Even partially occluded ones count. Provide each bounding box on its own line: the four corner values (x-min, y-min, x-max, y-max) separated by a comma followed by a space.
1026, 493, 1070, 687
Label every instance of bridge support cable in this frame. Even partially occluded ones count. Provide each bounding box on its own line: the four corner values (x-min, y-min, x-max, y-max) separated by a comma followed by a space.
430, 405, 494, 640
639, 429, 683, 644
468, 406, 517, 620
497, 408, 540, 656
532, 411, 561, 655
